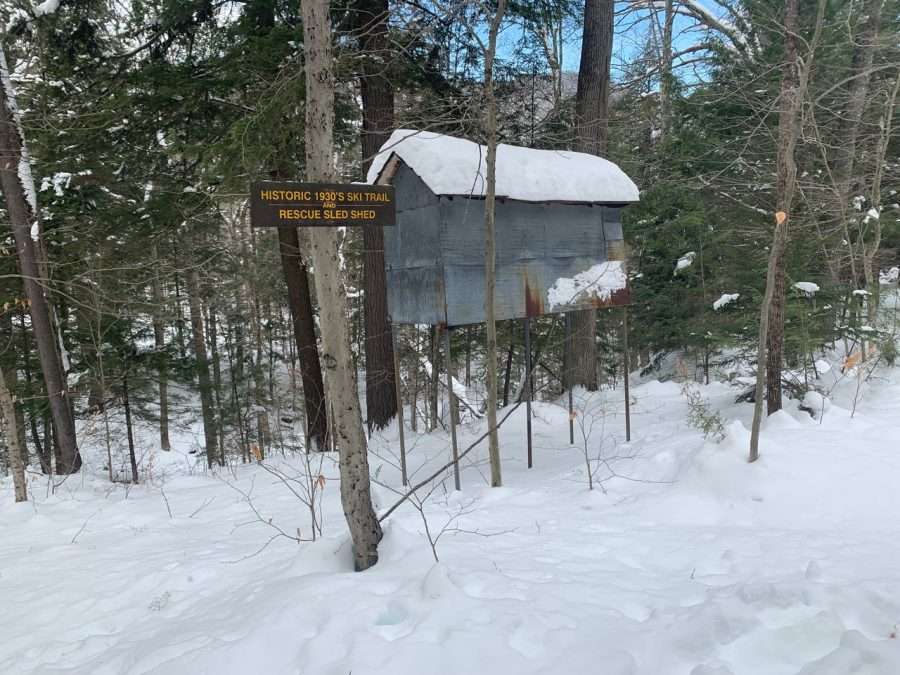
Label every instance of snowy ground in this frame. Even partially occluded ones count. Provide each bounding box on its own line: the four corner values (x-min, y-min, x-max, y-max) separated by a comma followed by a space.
3, 358, 900, 674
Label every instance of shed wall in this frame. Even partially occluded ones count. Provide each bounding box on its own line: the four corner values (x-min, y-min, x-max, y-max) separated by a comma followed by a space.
383, 160, 630, 327
383, 164, 445, 325
440, 198, 625, 326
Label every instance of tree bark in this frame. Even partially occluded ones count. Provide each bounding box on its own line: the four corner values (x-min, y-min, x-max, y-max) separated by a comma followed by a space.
567, 0, 615, 391
186, 266, 220, 467
833, 0, 883, 217
0, 47, 80, 474
122, 368, 139, 484
751, 0, 820, 458
277, 226, 329, 450
765, 0, 824, 415
483, 0, 508, 488
659, 0, 675, 141
207, 303, 228, 458
20, 310, 49, 474
150, 245, 171, 450
502, 340, 514, 407
355, 0, 397, 431
0, 364, 27, 502
301, 0, 382, 570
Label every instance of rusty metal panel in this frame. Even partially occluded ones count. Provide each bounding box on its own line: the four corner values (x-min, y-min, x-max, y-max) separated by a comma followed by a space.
383, 159, 631, 327
444, 261, 538, 325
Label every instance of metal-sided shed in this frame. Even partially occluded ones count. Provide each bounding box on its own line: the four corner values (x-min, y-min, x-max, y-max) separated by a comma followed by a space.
367, 129, 640, 327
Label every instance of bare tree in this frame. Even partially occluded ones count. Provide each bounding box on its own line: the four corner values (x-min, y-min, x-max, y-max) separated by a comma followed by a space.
750, 0, 825, 460
300, 0, 382, 570
483, 0, 508, 488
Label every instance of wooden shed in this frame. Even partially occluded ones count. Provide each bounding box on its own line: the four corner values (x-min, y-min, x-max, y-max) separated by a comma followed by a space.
367, 129, 640, 327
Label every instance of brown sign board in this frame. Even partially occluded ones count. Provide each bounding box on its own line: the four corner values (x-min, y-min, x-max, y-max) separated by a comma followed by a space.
250, 181, 396, 227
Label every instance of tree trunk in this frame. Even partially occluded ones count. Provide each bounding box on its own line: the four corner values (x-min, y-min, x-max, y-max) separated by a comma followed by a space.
659, 0, 675, 141
410, 326, 418, 432
429, 324, 440, 430
833, 0, 883, 220
502, 340, 514, 407
566, 0, 614, 391
277, 226, 330, 450
355, 0, 398, 431
483, 0, 508, 488
764, 0, 825, 416
301, 0, 382, 570
186, 266, 220, 467
173, 268, 188, 360
150, 246, 171, 450
0, 47, 80, 474
863, 73, 900, 321
122, 369, 139, 484
0, 312, 27, 467
207, 303, 228, 458
750, 0, 818, 459
765, 260, 786, 413
20, 311, 49, 474
0, 364, 27, 502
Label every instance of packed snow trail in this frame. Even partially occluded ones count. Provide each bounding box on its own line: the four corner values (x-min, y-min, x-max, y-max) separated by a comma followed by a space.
2, 366, 900, 674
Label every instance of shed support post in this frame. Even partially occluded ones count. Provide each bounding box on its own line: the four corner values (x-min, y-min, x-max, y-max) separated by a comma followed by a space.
391, 324, 407, 486
622, 306, 631, 442
565, 313, 574, 445
524, 317, 533, 468
444, 327, 461, 490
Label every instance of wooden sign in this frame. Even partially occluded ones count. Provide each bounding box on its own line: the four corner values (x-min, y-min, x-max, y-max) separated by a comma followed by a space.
250, 181, 395, 227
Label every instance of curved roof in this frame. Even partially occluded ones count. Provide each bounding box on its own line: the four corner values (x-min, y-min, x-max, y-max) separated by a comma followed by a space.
367, 129, 639, 204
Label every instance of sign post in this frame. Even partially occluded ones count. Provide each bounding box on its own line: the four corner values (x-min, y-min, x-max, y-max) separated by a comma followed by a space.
250, 181, 396, 228
250, 180, 396, 456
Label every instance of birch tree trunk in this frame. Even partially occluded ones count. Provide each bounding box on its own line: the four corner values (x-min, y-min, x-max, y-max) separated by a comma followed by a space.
0, 47, 80, 474
0, 364, 27, 502
301, 0, 382, 570
566, 0, 615, 391
483, 0, 508, 489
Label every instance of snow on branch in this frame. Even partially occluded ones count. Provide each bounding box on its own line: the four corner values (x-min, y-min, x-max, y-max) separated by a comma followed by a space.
33, 0, 61, 17
0, 48, 39, 216
678, 0, 753, 53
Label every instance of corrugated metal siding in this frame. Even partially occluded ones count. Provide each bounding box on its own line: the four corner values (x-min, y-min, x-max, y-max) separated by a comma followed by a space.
384, 165, 445, 325
384, 160, 629, 327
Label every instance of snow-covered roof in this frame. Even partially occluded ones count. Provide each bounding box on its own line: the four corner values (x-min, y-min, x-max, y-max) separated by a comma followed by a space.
367, 129, 639, 204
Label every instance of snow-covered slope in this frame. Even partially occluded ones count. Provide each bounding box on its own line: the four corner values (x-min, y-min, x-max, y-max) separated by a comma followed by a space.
2, 363, 900, 674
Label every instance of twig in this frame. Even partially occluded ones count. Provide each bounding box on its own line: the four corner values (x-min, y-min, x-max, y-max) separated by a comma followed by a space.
378, 401, 524, 522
